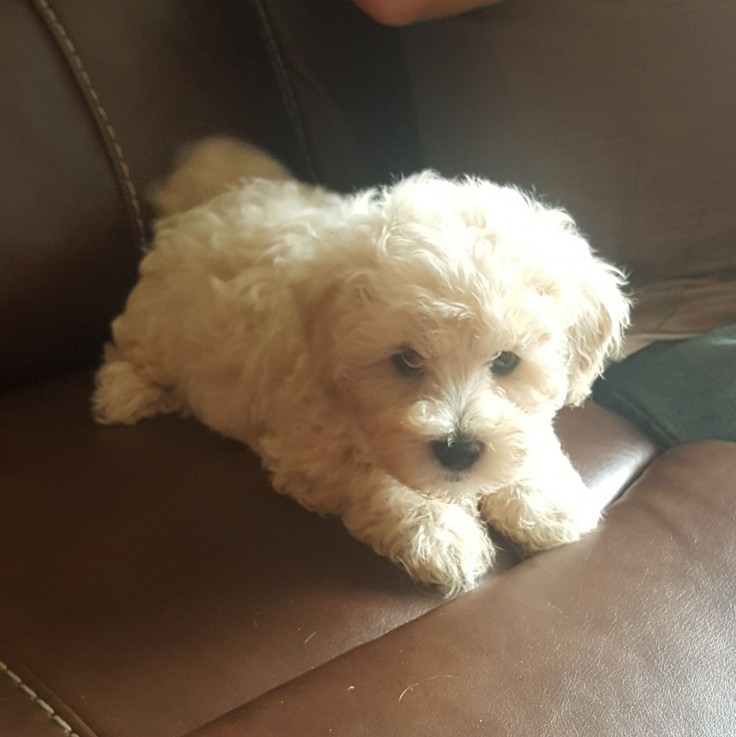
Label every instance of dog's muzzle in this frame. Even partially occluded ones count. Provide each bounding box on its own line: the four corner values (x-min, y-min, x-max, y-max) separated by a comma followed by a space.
430, 436, 483, 472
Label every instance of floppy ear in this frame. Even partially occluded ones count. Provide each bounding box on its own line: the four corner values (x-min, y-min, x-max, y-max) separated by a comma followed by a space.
563, 255, 630, 406
290, 265, 378, 397
290, 271, 343, 395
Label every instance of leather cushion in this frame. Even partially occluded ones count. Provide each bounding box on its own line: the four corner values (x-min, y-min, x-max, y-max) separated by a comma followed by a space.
188, 442, 736, 737
0, 371, 655, 737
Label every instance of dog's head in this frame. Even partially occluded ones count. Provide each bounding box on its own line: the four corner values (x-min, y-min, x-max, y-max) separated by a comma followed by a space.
293, 173, 629, 498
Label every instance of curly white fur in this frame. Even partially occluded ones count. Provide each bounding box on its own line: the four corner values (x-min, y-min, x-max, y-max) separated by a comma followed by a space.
93, 138, 630, 596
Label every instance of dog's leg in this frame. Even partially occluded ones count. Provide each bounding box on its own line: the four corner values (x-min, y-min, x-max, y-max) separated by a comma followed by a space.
479, 428, 601, 553
342, 482, 495, 596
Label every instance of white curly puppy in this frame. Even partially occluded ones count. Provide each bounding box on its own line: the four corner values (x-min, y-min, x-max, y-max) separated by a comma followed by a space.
93, 138, 629, 596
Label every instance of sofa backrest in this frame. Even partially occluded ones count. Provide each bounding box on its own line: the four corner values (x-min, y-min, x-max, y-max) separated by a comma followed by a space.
8, 0, 732, 392
400, 1, 736, 286
0, 0, 307, 391
0, 0, 423, 392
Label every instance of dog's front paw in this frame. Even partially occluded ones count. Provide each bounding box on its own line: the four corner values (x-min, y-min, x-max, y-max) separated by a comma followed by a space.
480, 481, 601, 553
400, 503, 496, 596
344, 495, 494, 597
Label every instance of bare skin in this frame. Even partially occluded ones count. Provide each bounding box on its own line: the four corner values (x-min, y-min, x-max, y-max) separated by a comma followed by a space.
354, 0, 507, 27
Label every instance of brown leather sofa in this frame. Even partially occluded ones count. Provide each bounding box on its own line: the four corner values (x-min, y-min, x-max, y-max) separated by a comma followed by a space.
2, 2, 735, 736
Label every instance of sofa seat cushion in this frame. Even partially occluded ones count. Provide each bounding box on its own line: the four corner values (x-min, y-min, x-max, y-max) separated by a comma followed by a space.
187, 442, 736, 737
0, 371, 655, 737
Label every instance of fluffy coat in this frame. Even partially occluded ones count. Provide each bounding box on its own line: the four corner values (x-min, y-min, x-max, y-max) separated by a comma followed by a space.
94, 139, 630, 595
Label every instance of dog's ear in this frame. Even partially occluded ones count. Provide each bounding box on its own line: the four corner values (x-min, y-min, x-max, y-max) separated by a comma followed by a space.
290, 274, 341, 394
524, 205, 630, 407
561, 254, 630, 406
290, 266, 377, 396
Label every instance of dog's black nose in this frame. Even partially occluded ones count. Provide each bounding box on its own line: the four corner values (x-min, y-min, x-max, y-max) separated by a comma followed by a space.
430, 436, 483, 471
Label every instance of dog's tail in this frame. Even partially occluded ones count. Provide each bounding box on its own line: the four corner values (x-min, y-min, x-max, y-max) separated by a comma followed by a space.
149, 137, 291, 217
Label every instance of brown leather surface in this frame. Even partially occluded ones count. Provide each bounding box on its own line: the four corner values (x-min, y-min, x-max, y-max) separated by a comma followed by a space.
555, 402, 659, 507
0, 372, 657, 737
0, 0, 304, 391
0, 371, 434, 737
0, 0, 136, 391
3, 1, 734, 735
402, 0, 736, 285
0, 661, 97, 737
186, 442, 736, 737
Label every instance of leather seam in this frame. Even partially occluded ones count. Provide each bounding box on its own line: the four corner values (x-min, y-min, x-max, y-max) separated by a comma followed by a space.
0, 659, 82, 737
31, 0, 147, 250
251, 0, 319, 181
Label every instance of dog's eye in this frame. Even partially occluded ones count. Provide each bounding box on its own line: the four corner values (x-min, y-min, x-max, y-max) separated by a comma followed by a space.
391, 348, 425, 377
490, 351, 520, 377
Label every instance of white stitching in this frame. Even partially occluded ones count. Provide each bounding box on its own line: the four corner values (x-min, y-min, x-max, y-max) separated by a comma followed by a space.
0, 659, 82, 736
33, 0, 147, 250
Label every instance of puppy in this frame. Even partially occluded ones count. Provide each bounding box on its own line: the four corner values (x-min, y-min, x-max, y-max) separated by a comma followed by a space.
93, 138, 629, 596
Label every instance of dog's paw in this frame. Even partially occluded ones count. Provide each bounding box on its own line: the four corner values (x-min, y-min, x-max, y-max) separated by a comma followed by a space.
343, 493, 495, 597
401, 503, 496, 597
378, 501, 495, 597
93, 358, 179, 425
480, 481, 601, 553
